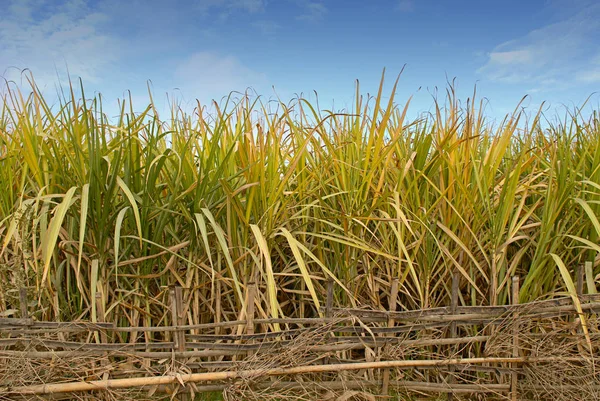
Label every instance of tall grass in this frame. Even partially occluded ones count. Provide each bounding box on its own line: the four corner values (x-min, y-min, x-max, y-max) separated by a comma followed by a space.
0, 73, 599, 335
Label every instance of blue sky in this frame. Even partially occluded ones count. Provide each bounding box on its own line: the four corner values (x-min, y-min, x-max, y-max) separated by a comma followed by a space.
1, 0, 599, 122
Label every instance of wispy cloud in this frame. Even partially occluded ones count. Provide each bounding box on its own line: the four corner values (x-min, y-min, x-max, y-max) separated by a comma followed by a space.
296, 2, 327, 23
252, 20, 282, 35
173, 52, 268, 104
487, 50, 534, 66
0, 0, 120, 87
575, 53, 600, 83
192, 0, 266, 21
396, 0, 414, 12
576, 70, 600, 83
194, 0, 266, 14
477, 2, 600, 90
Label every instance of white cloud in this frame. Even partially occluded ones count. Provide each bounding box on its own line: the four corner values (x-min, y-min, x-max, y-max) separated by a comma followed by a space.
0, 0, 120, 88
297, 2, 327, 22
173, 52, 267, 104
477, 2, 600, 89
